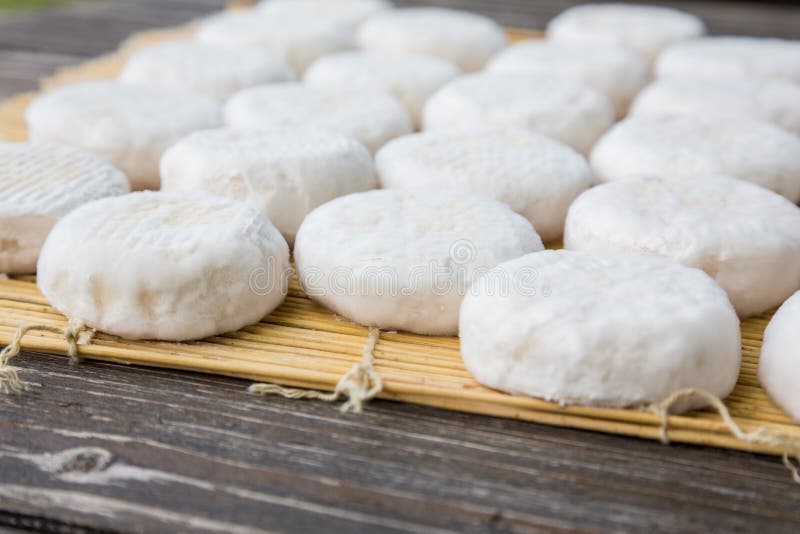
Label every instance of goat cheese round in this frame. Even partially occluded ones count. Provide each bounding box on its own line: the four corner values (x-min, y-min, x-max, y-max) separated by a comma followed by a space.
630, 78, 800, 134
0, 143, 129, 274
460, 250, 741, 409
547, 3, 705, 63
294, 188, 543, 335
759, 291, 800, 423
564, 175, 800, 317
118, 41, 295, 101
590, 116, 800, 202
25, 81, 221, 191
305, 50, 461, 128
423, 73, 614, 154
375, 128, 593, 242
258, 0, 392, 29
224, 83, 412, 154
195, 9, 353, 73
37, 191, 290, 341
161, 127, 375, 243
656, 37, 800, 83
486, 40, 649, 117
356, 7, 507, 72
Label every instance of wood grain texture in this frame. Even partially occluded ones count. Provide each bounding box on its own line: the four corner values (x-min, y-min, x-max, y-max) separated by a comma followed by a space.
2, 1, 800, 532
2, 351, 800, 533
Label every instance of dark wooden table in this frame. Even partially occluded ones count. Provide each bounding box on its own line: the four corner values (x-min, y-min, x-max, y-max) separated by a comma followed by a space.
1, 1, 800, 532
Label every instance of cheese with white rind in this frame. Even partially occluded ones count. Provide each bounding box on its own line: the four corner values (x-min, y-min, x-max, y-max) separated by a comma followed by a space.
25, 81, 221, 191
294, 188, 543, 336
0, 142, 130, 274
257, 0, 392, 29
590, 116, 800, 202
195, 9, 353, 73
460, 250, 741, 409
119, 41, 295, 101
356, 7, 507, 72
305, 50, 461, 128
37, 191, 290, 341
759, 291, 800, 423
486, 40, 649, 117
564, 175, 800, 316
375, 128, 592, 242
423, 73, 614, 155
161, 127, 376, 243
656, 37, 800, 83
630, 78, 800, 134
547, 3, 705, 62
224, 83, 412, 154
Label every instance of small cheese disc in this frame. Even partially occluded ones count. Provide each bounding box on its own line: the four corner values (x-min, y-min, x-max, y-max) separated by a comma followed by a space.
547, 3, 705, 63
656, 37, 800, 83
759, 291, 800, 423
486, 40, 649, 117
224, 83, 412, 154
590, 116, 800, 202
460, 250, 741, 409
294, 188, 543, 335
195, 9, 353, 73
25, 81, 221, 191
0, 142, 130, 274
375, 128, 593, 242
118, 41, 295, 100
37, 191, 290, 341
161, 127, 376, 243
257, 0, 392, 29
423, 73, 614, 154
356, 7, 507, 72
630, 78, 800, 134
305, 50, 461, 128
564, 175, 800, 316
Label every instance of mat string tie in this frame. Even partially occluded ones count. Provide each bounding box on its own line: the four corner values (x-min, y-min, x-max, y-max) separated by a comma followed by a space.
0, 319, 94, 394
650, 388, 800, 484
248, 327, 382, 414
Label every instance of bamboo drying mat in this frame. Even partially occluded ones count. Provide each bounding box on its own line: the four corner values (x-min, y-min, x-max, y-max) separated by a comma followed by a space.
1, 18, 798, 457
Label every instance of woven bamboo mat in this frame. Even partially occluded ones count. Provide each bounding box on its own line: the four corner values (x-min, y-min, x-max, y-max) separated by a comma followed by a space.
1, 20, 798, 457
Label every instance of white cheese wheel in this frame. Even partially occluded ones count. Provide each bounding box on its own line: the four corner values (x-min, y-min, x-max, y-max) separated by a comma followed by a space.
195, 9, 353, 73
294, 188, 543, 335
25, 81, 221, 191
485, 40, 649, 118
630, 78, 800, 134
375, 128, 592, 242
547, 3, 705, 63
304, 50, 461, 128
590, 116, 800, 202
460, 250, 741, 409
759, 291, 800, 423
356, 7, 507, 72
257, 0, 392, 29
423, 73, 614, 155
161, 127, 376, 243
224, 83, 412, 154
656, 37, 800, 83
118, 41, 295, 101
564, 175, 800, 317
37, 191, 290, 341
0, 142, 130, 274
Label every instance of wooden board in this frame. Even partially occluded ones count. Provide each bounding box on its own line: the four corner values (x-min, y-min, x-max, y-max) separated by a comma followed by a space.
1, 22, 798, 459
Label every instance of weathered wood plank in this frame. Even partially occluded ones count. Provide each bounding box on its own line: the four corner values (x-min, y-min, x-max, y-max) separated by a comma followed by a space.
1, 352, 800, 533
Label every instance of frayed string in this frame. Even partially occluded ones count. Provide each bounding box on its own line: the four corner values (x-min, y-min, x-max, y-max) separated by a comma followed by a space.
650, 388, 800, 484
0, 319, 94, 394
248, 327, 382, 414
